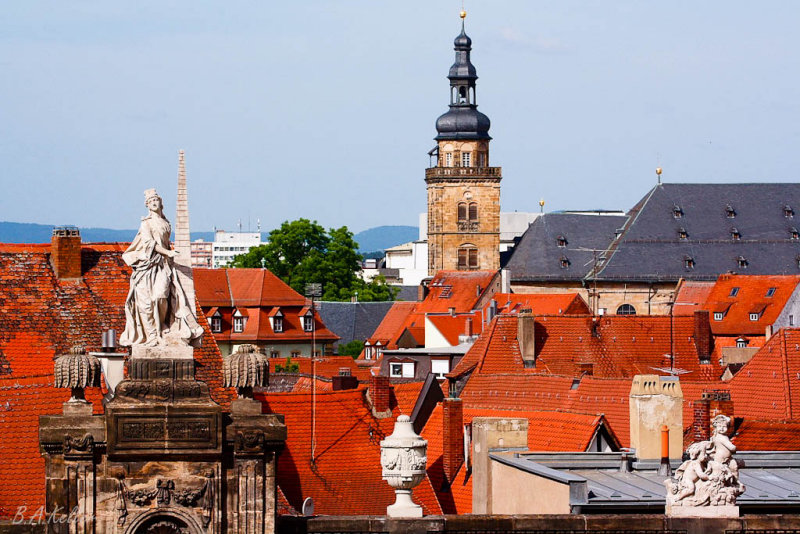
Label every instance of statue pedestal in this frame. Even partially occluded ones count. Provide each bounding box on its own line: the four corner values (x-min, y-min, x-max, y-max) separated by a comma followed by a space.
666, 504, 739, 518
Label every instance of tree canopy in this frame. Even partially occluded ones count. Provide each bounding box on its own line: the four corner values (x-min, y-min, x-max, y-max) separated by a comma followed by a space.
231, 219, 397, 302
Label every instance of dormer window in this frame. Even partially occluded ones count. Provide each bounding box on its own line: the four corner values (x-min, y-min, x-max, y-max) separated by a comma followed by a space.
714, 312, 724, 321
736, 337, 748, 348
730, 228, 740, 240
556, 235, 567, 247
678, 228, 688, 240
791, 228, 799, 240
725, 205, 736, 218
233, 310, 246, 333
785, 205, 795, 218
209, 311, 222, 333
672, 205, 683, 219
684, 256, 695, 269
303, 312, 314, 332
560, 256, 570, 269
273, 316, 283, 333
737, 256, 748, 269
749, 312, 760, 321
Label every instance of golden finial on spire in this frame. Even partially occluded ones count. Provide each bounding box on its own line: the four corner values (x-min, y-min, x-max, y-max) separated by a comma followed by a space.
460, 9, 467, 19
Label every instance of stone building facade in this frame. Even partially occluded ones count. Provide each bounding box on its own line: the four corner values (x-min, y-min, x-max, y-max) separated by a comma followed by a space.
427, 17, 501, 275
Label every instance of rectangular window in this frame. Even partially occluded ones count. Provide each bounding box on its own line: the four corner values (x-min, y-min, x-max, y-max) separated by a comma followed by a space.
402, 362, 415, 378
431, 359, 450, 379
270, 351, 280, 358
303, 315, 314, 332
713, 312, 724, 321
390, 363, 403, 377
766, 287, 777, 297
291, 351, 300, 358
457, 248, 467, 270
468, 248, 478, 269
233, 316, 244, 333
273, 317, 283, 333
445, 153, 452, 167
750, 312, 760, 321
478, 152, 486, 167
791, 315, 795, 326
461, 152, 471, 168
210, 316, 222, 333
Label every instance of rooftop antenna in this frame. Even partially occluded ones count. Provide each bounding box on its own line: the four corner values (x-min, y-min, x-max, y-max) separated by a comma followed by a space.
237, 219, 242, 233
257, 218, 261, 233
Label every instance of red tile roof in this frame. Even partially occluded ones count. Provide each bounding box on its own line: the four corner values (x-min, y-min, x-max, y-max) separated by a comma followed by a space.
364, 301, 417, 348
256, 385, 442, 516
0, 243, 233, 519
691, 274, 800, 336
422, 271, 497, 314
451, 314, 725, 381
425, 312, 481, 346
733, 419, 800, 450
728, 328, 800, 421
268, 356, 372, 381
673, 280, 715, 316
489, 292, 590, 316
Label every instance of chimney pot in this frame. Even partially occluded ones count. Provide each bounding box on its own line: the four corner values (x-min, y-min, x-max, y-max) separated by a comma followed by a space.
369, 375, 392, 415
693, 310, 712, 363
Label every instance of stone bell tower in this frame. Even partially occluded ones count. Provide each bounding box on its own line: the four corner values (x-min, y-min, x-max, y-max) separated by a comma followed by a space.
427, 11, 502, 275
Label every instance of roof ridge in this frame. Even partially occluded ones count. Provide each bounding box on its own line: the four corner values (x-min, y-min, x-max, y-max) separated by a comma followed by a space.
225, 269, 234, 308
781, 330, 793, 420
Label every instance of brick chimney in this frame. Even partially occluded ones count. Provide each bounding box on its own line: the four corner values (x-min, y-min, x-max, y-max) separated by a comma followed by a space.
517, 311, 536, 368
368, 375, 392, 416
465, 317, 473, 337
51, 226, 82, 280
442, 397, 464, 484
692, 390, 733, 441
693, 310, 712, 363
332, 368, 359, 391
629, 375, 683, 460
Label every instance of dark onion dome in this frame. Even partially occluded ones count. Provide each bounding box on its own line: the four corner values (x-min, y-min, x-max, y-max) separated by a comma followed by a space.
449, 28, 476, 79
435, 106, 491, 140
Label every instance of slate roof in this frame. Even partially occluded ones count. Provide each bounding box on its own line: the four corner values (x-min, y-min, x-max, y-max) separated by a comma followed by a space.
597, 183, 800, 281
505, 213, 627, 282
316, 301, 395, 346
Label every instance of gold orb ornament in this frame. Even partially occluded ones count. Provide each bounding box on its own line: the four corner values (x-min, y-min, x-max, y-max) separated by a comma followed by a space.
656, 167, 663, 175
460, 10, 467, 19
539, 199, 545, 208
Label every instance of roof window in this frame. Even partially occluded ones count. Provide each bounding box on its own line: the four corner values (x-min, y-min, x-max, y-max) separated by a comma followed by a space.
766, 287, 777, 298
785, 205, 795, 218
730, 228, 740, 240
725, 205, 736, 218
737, 256, 748, 269
678, 228, 688, 240
672, 205, 683, 219
729, 287, 739, 297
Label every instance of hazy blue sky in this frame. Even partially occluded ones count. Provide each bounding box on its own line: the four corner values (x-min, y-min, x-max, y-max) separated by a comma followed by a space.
3, 2, 800, 233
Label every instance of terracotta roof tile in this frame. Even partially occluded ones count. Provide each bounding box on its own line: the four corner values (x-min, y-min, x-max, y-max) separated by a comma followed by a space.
489, 292, 590, 316
733, 419, 800, 450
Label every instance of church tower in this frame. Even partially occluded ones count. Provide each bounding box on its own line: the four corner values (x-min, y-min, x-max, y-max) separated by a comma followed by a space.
427, 12, 501, 275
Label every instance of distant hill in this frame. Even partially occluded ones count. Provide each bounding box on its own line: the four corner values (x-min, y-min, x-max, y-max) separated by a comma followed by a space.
353, 225, 418, 253
0, 221, 213, 244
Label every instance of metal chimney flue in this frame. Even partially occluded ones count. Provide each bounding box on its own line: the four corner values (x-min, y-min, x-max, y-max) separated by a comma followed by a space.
101, 329, 117, 352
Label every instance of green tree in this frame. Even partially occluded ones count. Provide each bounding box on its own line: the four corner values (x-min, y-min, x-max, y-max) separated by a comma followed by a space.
337, 340, 365, 359
275, 356, 300, 373
231, 219, 397, 302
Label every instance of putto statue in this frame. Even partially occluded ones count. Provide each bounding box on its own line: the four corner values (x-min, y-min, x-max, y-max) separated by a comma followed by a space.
665, 414, 745, 515
120, 188, 203, 347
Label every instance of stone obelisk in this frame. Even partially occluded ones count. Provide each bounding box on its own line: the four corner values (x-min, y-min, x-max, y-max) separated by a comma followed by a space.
174, 149, 196, 305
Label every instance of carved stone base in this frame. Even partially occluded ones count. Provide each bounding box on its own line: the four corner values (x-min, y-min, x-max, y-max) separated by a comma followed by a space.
666, 504, 740, 518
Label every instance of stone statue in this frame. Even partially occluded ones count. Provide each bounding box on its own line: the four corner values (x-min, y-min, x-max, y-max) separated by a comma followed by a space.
120, 188, 203, 347
665, 414, 745, 515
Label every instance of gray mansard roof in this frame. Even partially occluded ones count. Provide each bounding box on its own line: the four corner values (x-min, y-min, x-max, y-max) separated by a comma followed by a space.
596, 183, 800, 281
316, 301, 394, 347
505, 213, 628, 282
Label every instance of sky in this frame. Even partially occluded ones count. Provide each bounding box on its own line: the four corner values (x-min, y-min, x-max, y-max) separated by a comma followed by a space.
2, 2, 800, 234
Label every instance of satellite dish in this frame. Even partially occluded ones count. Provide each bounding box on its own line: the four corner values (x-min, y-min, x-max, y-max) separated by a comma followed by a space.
302, 497, 315, 516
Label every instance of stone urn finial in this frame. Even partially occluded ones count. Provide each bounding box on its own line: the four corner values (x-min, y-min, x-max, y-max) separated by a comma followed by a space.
223, 344, 268, 398
54, 346, 102, 403
380, 415, 428, 518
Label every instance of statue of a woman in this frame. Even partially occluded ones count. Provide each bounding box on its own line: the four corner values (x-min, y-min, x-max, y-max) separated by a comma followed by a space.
119, 188, 203, 347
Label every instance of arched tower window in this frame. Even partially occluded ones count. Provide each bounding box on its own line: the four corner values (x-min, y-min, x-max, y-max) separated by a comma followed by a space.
457, 202, 467, 222
459, 86, 468, 104
457, 244, 479, 270
468, 202, 478, 222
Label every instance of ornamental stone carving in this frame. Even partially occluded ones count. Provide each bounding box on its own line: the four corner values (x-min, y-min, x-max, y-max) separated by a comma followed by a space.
224, 344, 269, 398
380, 415, 427, 517
54, 346, 101, 403
665, 414, 745, 517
